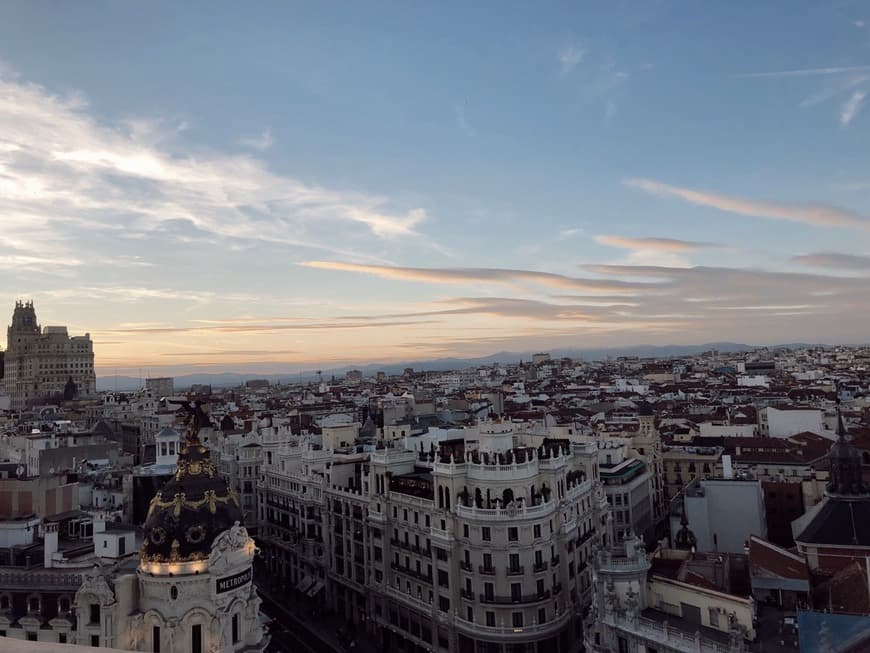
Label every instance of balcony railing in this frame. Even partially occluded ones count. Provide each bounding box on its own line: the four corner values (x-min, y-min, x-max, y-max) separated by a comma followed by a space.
479, 565, 496, 576
459, 561, 473, 572
479, 590, 551, 605
533, 561, 548, 572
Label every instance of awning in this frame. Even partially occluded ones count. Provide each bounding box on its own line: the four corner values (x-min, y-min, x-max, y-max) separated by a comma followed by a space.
306, 580, 325, 597
295, 575, 314, 593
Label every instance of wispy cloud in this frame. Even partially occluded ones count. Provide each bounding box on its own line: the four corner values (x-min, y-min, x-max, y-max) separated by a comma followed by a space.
238, 129, 273, 150
299, 261, 661, 294
737, 65, 870, 78
559, 45, 585, 73
594, 235, 719, 252
0, 65, 427, 273
791, 252, 870, 270
841, 90, 866, 125
625, 178, 870, 230
453, 101, 475, 136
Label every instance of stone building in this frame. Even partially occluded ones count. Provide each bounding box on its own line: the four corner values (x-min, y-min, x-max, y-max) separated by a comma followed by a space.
4, 302, 96, 411
257, 420, 612, 652
0, 407, 269, 653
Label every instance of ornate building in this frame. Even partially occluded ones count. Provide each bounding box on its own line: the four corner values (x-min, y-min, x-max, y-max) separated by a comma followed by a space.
258, 421, 611, 653
135, 401, 269, 653
0, 402, 269, 652
4, 301, 96, 411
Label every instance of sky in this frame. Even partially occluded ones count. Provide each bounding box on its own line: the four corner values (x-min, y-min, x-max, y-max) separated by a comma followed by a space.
1, 1, 869, 376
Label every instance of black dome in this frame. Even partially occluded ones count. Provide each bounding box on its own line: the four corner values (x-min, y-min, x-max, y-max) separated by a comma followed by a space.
141, 440, 242, 563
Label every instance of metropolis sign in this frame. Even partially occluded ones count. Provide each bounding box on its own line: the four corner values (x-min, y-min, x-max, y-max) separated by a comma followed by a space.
216, 567, 253, 594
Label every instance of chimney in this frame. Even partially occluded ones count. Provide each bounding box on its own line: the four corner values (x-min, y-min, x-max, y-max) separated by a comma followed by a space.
44, 522, 59, 569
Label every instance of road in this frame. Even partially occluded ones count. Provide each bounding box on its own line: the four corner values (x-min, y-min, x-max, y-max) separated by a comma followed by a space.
260, 592, 343, 653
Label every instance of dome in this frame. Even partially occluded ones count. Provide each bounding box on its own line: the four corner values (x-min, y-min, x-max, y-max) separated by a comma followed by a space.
141, 406, 242, 564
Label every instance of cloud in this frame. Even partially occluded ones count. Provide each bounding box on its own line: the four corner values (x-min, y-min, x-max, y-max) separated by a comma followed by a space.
160, 350, 299, 357
841, 90, 866, 125
0, 65, 428, 272
594, 235, 719, 252
625, 178, 870, 230
559, 46, 585, 73
791, 252, 870, 270
98, 319, 438, 335
299, 261, 661, 294
238, 129, 274, 150
39, 286, 260, 304
737, 65, 870, 78
559, 228, 584, 238
453, 102, 475, 136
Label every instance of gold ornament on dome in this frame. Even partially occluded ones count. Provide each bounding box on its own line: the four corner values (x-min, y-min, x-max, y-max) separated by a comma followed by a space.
140, 548, 208, 564
146, 488, 239, 518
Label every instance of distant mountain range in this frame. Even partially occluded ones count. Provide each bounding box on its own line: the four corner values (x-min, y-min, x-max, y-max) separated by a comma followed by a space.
94, 341, 831, 392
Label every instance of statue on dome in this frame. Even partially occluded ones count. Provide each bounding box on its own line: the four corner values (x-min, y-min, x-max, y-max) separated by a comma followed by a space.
171, 398, 211, 444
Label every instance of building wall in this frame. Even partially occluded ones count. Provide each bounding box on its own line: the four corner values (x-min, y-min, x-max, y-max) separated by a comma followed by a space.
677, 480, 766, 554
4, 302, 96, 411
648, 576, 756, 639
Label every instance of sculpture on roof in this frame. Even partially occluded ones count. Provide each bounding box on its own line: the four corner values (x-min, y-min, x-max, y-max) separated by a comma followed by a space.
171, 398, 211, 444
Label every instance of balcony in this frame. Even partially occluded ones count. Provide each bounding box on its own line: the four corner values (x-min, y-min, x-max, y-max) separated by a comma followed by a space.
459, 561, 473, 572
506, 566, 525, 576
453, 608, 572, 639
390, 562, 433, 584
479, 590, 551, 605
551, 555, 560, 566
533, 561, 548, 572
479, 565, 496, 576
460, 589, 475, 600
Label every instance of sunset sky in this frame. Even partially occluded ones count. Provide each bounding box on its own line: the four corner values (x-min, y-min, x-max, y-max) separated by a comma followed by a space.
1, 2, 869, 376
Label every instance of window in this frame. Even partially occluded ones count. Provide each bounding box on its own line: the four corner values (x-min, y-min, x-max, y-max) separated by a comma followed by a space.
486, 611, 496, 626
534, 524, 541, 539
192, 624, 202, 653
709, 608, 719, 627
438, 596, 450, 613
512, 612, 523, 627
484, 583, 494, 600
466, 606, 474, 622
482, 527, 491, 541
511, 583, 522, 601
463, 524, 469, 538
27, 632, 38, 642
483, 553, 492, 571
510, 553, 520, 571
153, 627, 161, 653
232, 614, 239, 644
508, 527, 518, 541
89, 603, 101, 625
58, 633, 67, 644
536, 579, 545, 595
91, 635, 99, 647
438, 569, 449, 588
537, 608, 546, 624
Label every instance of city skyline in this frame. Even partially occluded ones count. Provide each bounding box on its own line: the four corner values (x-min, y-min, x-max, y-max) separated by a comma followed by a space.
2, 2, 869, 375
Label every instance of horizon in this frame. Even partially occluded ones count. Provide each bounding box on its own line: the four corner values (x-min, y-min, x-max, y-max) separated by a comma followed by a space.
2, 3, 869, 373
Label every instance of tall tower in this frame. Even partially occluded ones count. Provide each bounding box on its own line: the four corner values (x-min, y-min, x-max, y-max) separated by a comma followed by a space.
135, 403, 269, 653
4, 301, 41, 408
